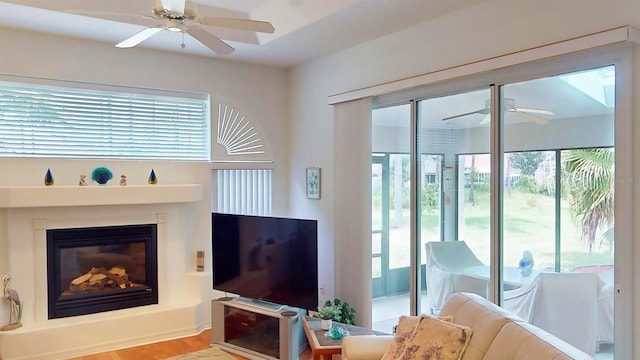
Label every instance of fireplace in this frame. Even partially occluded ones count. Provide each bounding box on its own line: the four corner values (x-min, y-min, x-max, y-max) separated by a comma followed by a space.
0, 184, 205, 360
47, 224, 159, 319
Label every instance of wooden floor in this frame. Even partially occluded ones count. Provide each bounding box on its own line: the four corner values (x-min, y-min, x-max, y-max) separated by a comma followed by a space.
67, 329, 316, 360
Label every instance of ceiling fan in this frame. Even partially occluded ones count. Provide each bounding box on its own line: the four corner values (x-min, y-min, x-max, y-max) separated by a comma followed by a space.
89, 0, 275, 55
442, 98, 553, 125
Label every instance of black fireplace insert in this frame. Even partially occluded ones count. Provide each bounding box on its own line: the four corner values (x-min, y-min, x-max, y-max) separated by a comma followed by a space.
47, 224, 158, 319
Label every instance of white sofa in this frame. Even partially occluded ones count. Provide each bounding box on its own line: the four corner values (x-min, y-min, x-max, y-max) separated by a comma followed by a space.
342, 292, 593, 360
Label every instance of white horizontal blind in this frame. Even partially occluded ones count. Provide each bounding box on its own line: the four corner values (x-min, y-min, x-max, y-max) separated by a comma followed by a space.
216, 169, 272, 216
0, 81, 209, 160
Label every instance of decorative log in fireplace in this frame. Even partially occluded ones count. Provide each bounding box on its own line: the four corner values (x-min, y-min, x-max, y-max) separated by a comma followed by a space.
66, 266, 142, 294
47, 224, 158, 319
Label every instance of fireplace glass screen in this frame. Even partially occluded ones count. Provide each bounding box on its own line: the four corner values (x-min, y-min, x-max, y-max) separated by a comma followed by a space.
47, 224, 158, 319
59, 243, 146, 294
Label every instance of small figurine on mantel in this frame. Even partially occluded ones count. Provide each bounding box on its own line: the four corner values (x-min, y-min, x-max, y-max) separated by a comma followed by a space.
79, 174, 87, 186
148, 169, 158, 185
44, 168, 54, 186
2, 275, 22, 331
120, 174, 127, 186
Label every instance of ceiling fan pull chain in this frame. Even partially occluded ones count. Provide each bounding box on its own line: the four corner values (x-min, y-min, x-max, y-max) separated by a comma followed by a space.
181, 32, 186, 48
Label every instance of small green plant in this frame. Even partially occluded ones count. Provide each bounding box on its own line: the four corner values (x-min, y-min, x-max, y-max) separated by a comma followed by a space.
314, 298, 356, 325
314, 303, 341, 320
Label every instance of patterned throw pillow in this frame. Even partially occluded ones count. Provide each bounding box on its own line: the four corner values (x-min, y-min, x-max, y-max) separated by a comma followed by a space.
380, 316, 419, 360
398, 315, 472, 360
381, 315, 455, 360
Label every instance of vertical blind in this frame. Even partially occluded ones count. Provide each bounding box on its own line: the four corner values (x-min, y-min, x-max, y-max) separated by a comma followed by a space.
0, 81, 209, 160
216, 169, 272, 216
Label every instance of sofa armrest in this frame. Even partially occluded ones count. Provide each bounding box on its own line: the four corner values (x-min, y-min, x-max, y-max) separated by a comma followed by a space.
342, 335, 394, 360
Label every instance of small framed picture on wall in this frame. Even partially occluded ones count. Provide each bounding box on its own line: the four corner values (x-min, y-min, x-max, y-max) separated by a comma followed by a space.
306, 167, 321, 200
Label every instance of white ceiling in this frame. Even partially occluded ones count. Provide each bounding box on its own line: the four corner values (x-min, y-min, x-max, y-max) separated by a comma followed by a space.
0, 0, 484, 67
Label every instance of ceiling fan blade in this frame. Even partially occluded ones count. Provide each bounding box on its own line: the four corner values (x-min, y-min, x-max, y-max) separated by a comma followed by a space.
160, 0, 186, 13
513, 111, 549, 125
442, 108, 490, 121
197, 17, 275, 34
116, 27, 163, 48
68, 11, 158, 27
188, 27, 234, 55
512, 107, 554, 115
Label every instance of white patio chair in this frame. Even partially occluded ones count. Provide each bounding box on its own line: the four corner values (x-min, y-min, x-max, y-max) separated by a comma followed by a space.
503, 272, 604, 356
425, 241, 487, 314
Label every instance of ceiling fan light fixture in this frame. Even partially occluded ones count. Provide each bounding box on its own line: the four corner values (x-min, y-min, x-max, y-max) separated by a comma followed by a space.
484, 98, 516, 109
165, 19, 183, 32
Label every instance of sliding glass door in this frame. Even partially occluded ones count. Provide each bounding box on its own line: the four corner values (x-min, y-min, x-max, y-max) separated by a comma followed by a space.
371, 64, 616, 357
501, 66, 615, 357
417, 89, 492, 314
371, 103, 412, 332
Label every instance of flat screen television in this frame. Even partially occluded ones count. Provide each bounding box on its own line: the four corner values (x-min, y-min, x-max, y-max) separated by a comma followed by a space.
212, 213, 318, 311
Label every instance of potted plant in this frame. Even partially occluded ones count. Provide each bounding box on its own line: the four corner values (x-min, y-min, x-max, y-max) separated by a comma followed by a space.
333, 298, 357, 325
314, 302, 341, 330
313, 298, 357, 329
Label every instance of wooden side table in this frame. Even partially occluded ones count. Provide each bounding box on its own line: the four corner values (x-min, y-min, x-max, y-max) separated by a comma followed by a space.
301, 316, 388, 360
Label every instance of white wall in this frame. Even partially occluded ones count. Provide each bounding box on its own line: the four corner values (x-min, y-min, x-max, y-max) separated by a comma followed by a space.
288, 0, 640, 356
287, 60, 337, 304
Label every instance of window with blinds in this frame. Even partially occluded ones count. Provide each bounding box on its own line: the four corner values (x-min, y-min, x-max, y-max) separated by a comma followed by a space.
215, 169, 272, 216
0, 81, 209, 160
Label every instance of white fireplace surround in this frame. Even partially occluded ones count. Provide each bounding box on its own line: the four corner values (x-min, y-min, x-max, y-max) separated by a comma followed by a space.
0, 184, 213, 360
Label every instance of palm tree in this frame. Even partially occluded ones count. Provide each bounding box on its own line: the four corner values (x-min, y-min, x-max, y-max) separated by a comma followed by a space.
562, 148, 614, 253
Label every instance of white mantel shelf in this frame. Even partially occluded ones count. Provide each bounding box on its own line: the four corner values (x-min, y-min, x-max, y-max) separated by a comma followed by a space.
0, 184, 203, 208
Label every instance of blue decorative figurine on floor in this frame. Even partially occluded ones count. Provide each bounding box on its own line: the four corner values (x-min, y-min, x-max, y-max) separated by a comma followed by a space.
518, 250, 534, 277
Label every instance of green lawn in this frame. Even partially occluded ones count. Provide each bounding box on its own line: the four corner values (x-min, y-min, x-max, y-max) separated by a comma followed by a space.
460, 189, 613, 270
373, 189, 614, 271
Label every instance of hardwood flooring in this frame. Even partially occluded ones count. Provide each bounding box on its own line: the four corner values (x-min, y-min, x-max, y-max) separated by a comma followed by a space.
67, 329, 316, 360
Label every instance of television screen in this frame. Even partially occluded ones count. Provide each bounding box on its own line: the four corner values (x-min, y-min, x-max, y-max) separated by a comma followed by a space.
212, 213, 318, 311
